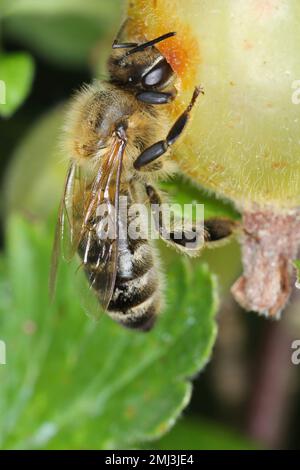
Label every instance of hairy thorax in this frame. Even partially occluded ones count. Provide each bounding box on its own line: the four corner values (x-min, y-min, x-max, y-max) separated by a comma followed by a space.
63, 81, 171, 178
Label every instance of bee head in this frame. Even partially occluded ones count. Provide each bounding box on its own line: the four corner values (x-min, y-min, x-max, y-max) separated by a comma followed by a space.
108, 32, 176, 92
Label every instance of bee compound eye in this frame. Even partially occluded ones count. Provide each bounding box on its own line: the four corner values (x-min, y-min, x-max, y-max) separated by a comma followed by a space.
142, 59, 173, 89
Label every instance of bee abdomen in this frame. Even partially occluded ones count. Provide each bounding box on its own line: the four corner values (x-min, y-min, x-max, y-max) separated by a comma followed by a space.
108, 291, 160, 332
107, 265, 160, 331
79, 233, 161, 331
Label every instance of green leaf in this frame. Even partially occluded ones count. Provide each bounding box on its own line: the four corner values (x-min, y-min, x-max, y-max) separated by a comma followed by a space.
0, 52, 35, 118
160, 176, 240, 220
152, 418, 257, 450
3, 1, 122, 68
1, 0, 121, 17
0, 215, 218, 449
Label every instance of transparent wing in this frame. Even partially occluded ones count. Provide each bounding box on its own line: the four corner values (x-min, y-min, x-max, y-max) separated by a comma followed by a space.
49, 162, 86, 297
50, 134, 126, 311
77, 136, 126, 311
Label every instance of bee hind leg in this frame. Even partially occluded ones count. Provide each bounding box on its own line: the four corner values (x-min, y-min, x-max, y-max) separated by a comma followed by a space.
203, 217, 240, 246
146, 185, 239, 256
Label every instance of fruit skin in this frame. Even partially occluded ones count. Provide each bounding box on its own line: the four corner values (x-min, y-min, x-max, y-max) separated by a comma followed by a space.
127, 0, 300, 317
127, 0, 300, 209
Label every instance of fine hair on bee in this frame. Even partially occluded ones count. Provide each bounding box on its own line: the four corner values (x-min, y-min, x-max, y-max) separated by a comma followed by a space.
51, 20, 238, 332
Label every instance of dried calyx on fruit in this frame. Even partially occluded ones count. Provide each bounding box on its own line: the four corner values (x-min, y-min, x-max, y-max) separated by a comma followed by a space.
232, 209, 300, 317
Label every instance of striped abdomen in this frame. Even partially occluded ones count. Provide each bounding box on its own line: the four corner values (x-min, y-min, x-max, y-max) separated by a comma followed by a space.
107, 236, 161, 331
78, 201, 161, 331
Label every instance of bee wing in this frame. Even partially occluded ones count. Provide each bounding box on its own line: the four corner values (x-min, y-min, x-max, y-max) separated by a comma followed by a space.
78, 136, 126, 311
50, 134, 126, 310
49, 162, 87, 296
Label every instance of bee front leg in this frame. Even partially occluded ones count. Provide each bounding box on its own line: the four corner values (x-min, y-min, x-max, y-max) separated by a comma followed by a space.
146, 185, 239, 256
134, 86, 203, 170
136, 89, 176, 105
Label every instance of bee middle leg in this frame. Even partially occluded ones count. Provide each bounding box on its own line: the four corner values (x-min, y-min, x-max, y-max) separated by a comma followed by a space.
146, 184, 203, 256
146, 185, 239, 256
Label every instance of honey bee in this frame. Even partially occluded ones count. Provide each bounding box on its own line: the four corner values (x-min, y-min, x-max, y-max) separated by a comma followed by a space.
50, 21, 236, 331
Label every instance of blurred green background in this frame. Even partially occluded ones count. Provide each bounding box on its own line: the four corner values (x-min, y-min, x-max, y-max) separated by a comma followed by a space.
0, 0, 300, 450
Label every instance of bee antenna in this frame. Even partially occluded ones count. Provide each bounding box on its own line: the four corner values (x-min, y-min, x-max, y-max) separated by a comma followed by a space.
112, 42, 138, 49
112, 18, 138, 49
124, 31, 176, 57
